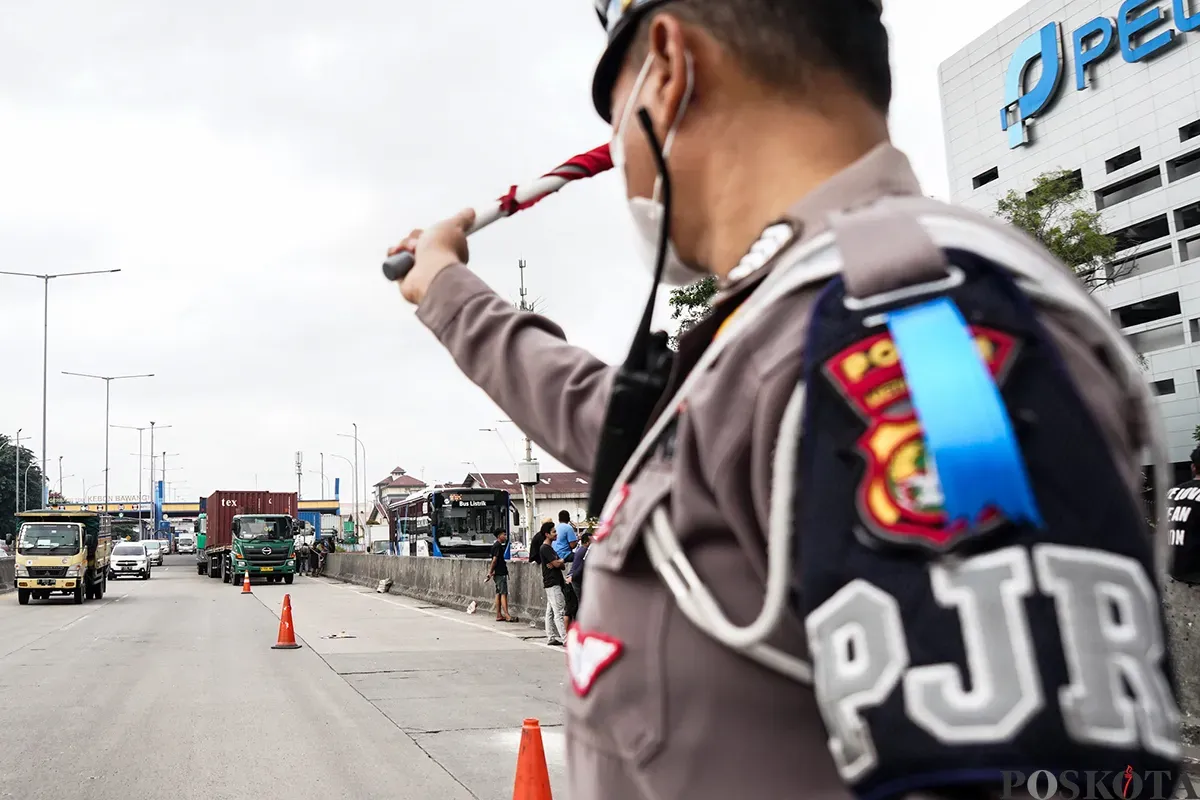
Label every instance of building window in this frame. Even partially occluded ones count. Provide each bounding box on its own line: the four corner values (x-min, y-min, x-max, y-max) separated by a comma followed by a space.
1176, 200, 1200, 232
1152, 378, 1176, 396
1095, 167, 1162, 210
1182, 120, 1200, 143
1182, 233, 1200, 262
1167, 148, 1200, 183
1127, 323, 1186, 354
1113, 292, 1181, 328
1191, 318, 1200, 342
1111, 214, 1170, 252
972, 167, 999, 189
1112, 245, 1174, 281
1106, 147, 1143, 173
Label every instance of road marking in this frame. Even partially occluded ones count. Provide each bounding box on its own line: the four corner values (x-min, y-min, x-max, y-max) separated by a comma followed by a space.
335, 583, 563, 653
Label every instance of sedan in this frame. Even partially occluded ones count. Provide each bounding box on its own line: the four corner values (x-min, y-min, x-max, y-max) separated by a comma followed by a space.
143, 540, 165, 566
109, 543, 151, 580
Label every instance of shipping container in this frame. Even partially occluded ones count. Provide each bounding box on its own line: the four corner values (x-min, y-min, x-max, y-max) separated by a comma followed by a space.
204, 491, 298, 551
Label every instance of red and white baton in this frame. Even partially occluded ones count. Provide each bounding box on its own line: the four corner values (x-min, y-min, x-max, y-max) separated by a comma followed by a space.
381, 144, 613, 282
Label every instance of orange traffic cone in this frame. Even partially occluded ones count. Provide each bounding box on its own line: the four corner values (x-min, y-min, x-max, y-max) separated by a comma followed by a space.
512, 718, 553, 800
272, 594, 302, 650
241, 570, 252, 594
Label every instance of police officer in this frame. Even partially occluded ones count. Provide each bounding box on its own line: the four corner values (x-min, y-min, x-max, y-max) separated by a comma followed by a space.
388, 1, 1176, 797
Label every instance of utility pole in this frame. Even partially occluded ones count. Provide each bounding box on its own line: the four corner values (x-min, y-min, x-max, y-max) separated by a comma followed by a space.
295, 451, 303, 500
320, 452, 325, 499
516, 262, 540, 542
58, 456, 63, 500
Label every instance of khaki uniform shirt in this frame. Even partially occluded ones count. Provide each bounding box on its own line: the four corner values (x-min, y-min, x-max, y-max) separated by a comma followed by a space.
416, 144, 1146, 800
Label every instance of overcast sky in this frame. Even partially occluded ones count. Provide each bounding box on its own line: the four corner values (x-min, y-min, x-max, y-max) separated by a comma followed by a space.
0, 0, 1029, 505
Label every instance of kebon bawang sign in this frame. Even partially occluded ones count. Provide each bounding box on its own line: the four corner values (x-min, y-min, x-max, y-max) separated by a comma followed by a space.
1002, 0, 1200, 148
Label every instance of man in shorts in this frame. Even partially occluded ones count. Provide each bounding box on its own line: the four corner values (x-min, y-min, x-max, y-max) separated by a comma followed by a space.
487, 530, 514, 622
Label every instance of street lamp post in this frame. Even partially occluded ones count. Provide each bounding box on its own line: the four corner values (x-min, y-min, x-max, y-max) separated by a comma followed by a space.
328, 453, 356, 546
62, 371, 154, 514
337, 428, 368, 549
462, 461, 490, 488
1, 269, 121, 507
12, 428, 26, 520
23, 462, 37, 511
114, 423, 171, 512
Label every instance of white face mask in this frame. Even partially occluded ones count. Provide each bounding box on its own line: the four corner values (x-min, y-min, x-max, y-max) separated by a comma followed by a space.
611, 52, 704, 288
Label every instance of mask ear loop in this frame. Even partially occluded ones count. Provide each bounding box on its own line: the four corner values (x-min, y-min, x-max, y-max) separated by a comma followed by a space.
651, 51, 694, 204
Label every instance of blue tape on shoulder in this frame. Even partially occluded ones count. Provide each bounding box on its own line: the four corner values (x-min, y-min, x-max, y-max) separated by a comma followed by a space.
886, 297, 1042, 530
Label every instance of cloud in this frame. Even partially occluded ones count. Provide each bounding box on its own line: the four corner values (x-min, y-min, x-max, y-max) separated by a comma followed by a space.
0, 0, 1029, 503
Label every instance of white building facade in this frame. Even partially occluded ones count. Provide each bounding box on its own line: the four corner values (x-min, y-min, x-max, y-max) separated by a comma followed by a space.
940, 0, 1200, 480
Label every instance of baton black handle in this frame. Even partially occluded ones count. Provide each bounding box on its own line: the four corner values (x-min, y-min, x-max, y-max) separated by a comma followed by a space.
382, 251, 415, 282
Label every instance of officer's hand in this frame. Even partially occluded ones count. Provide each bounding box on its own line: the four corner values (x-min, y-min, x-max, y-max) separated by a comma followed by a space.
388, 208, 475, 305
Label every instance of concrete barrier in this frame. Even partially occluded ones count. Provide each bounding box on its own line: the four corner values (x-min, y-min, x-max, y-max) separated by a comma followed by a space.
324, 553, 548, 623
0, 558, 13, 595
326, 552, 1200, 744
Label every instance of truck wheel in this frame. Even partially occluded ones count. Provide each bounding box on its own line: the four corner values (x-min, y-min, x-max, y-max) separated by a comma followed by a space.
73, 583, 84, 604
284, 574, 294, 585
97, 574, 106, 598
17, 589, 29, 605
197, 562, 206, 575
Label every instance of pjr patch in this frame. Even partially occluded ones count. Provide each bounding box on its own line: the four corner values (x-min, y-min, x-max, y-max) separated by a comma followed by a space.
822, 326, 1021, 550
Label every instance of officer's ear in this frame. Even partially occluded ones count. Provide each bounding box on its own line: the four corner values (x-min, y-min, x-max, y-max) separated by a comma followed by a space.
641, 13, 694, 132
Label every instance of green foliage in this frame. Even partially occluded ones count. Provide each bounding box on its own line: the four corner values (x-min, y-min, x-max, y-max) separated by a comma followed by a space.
667, 275, 718, 348
995, 169, 1126, 291
0, 433, 45, 543
1193, 425, 1200, 444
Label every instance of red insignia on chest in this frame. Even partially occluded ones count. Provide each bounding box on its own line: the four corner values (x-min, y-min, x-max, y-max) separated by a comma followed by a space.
565, 625, 624, 698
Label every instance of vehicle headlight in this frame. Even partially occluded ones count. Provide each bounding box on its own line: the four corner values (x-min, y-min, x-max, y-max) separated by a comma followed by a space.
237, 560, 245, 567
15, 565, 28, 577
286, 558, 294, 566
65, 566, 80, 577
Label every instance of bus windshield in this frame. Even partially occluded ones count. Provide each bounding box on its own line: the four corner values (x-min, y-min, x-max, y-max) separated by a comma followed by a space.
440, 504, 504, 540
18, 523, 82, 554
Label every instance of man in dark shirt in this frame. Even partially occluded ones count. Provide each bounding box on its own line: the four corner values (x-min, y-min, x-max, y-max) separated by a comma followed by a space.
487, 531, 513, 622
567, 532, 591, 599
539, 537, 567, 646
1169, 447, 1200, 583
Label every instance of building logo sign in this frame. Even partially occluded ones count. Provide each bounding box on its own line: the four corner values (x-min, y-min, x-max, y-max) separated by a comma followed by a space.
1002, 0, 1200, 148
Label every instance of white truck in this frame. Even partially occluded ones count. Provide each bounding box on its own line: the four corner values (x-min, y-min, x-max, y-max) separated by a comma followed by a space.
175, 531, 196, 554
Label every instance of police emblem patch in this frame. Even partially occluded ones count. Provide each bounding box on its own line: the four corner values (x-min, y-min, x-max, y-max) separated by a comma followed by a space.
822, 326, 1021, 550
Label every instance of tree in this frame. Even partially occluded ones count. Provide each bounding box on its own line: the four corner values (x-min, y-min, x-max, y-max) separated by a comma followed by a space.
995, 169, 1135, 292
0, 433, 45, 544
667, 275, 717, 348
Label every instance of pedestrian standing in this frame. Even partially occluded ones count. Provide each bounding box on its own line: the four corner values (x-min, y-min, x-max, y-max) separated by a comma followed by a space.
539, 534, 567, 646
487, 530, 515, 622
553, 509, 578, 563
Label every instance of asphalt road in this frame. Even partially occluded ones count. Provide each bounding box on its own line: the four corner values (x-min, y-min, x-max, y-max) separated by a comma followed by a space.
0, 555, 566, 800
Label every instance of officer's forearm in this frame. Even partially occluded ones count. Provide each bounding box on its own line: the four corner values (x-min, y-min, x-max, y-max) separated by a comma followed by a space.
416, 263, 616, 472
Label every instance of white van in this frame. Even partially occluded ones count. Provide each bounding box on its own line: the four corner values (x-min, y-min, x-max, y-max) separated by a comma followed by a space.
176, 533, 196, 554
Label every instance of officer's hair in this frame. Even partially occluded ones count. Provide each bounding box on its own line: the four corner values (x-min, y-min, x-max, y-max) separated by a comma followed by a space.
1191, 446, 1200, 470
559, 509, 571, 523
631, 0, 891, 113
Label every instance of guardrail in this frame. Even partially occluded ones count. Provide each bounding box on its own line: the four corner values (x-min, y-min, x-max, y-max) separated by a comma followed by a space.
323, 552, 548, 624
